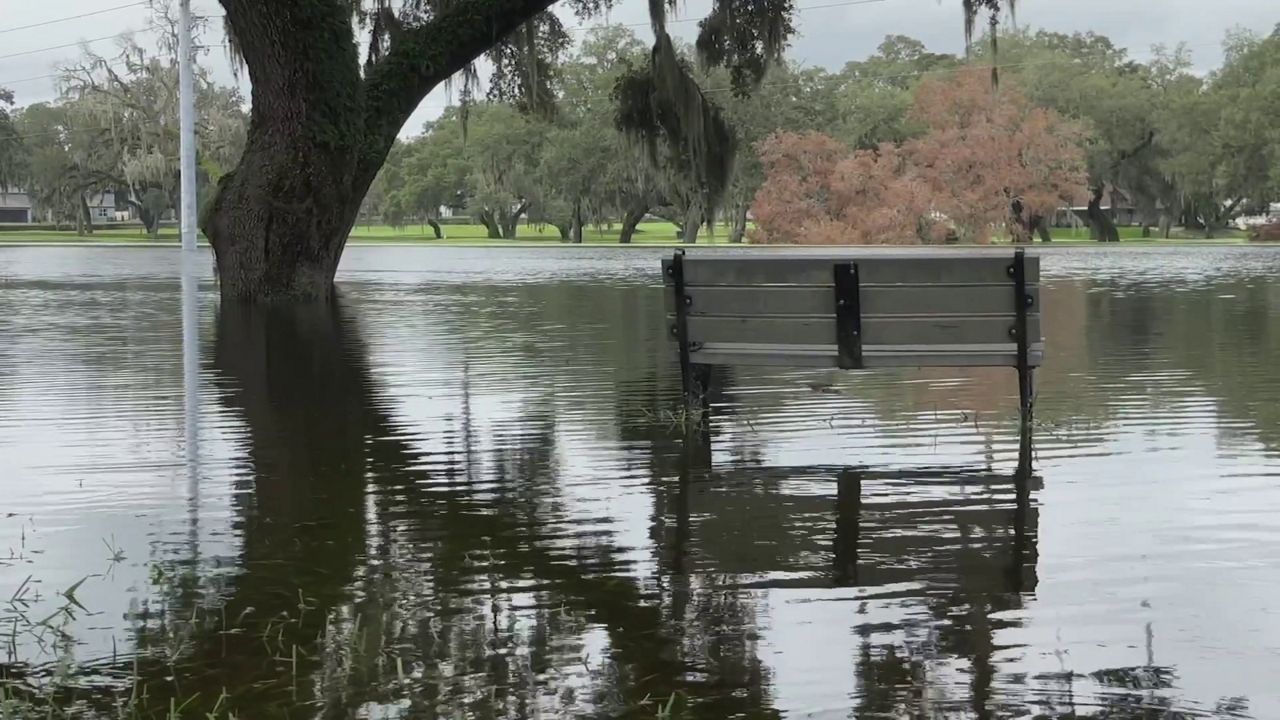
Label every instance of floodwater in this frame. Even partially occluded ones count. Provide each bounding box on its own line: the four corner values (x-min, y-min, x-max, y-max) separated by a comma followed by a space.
1, 245, 1279, 719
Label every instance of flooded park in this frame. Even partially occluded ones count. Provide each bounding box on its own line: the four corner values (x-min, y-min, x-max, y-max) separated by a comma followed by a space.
1, 244, 1277, 718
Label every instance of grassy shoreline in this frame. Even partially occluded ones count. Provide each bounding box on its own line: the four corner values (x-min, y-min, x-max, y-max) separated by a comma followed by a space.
0, 221, 1253, 247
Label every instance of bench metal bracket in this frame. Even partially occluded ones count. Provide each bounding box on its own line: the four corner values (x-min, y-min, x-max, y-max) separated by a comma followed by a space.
1010, 249, 1034, 469
669, 250, 710, 409
834, 262, 863, 369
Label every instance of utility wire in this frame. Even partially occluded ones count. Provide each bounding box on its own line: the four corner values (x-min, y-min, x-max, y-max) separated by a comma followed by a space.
0, 31, 146, 62
1, 34, 1221, 144
0, 2, 149, 36
0, 60, 136, 87
0, 37, 1213, 146
0, 0, 886, 61
567, 0, 890, 33
0, 0, 886, 76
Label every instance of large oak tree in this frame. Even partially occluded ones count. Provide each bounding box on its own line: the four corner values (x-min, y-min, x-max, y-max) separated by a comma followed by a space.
208, 0, 1006, 299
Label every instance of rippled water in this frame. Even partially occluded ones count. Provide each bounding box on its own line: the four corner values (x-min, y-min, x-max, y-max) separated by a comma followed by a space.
2, 245, 1280, 718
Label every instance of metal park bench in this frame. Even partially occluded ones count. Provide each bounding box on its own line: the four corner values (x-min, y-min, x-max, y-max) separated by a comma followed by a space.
663, 249, 1043, 433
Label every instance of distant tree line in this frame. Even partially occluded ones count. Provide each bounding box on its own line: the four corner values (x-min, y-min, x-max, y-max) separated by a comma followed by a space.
3, 23, 1278, 243
361, 25, 1280, 243
0, 19, 247, 237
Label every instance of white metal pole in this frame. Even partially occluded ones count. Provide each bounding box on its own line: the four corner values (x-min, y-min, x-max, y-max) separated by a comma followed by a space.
178, 0, 201, 507
178, 0, 197, 252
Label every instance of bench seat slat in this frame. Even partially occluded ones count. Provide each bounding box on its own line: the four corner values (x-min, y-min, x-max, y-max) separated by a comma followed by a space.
663, 254, 1039, 286
675, 315, 1042, 347
688, 343, 1045, 369
665, 285, 1041, 317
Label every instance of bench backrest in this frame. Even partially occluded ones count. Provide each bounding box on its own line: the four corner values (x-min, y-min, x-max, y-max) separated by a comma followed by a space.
663, 250, 1044, 369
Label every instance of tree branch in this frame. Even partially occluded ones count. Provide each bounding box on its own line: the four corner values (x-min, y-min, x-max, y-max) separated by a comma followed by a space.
361, 0, 557, 150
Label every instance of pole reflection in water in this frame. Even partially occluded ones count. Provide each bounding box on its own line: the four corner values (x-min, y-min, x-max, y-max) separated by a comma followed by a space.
181, 251, 201, 566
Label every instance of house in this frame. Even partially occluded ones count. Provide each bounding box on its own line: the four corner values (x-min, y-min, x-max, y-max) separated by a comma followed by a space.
1054, 203, 1140, 228
0, 188, 33, 223
1053, 187, 1142, 228
0, 188, 123, 224
1236, 202, 1280, 230
86, 191, 117, 222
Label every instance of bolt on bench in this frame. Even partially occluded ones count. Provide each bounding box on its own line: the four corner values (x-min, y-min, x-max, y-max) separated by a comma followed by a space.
663, 249, 1043, 454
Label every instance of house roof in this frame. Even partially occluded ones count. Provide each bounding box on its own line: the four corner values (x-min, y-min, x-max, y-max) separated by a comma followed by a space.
0, 191, 33, 209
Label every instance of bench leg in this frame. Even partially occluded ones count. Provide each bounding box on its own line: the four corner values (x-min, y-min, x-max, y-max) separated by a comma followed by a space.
679, 363, 713, 468
1017, 367, 1034, 473
834, 469, 861, 585
1008, 462, 1034, 593
683, 363, 712, 419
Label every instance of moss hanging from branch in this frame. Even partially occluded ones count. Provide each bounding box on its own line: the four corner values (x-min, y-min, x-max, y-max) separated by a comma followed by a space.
615, 0, 797, 221
614, 35, 738, 222
963, 0, 1013, 86
696, 0, 795, 96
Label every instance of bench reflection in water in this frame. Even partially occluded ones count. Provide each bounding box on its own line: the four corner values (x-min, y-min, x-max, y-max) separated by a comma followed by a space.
659, 459, 1038, 594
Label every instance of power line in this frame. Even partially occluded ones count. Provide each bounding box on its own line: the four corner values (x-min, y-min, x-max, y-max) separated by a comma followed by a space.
0, 60, 140, 87
0, 30, 145, 62
0, 0, 880, 72
0, 2, 149, 36
1, 36, 1219, 145
567, 0, 891, 33
0, 71, 64, 87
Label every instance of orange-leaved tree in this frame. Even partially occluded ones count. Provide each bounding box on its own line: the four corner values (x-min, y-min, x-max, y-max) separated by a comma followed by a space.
751, 69, 1087, 244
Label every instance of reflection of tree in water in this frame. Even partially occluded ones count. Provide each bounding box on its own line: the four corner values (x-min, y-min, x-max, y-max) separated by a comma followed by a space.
1087, 276, 1280, 454
75, 298, 779, 718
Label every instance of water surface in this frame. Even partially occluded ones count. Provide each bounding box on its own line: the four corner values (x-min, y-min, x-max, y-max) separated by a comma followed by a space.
2, 245, 1279, 718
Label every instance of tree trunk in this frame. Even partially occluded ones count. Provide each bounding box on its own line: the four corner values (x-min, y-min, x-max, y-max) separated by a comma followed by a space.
127, 188, 160, 237
204, 0, 580, 299
1033, 214, 1052, 242
1182, 204, 1205, 230
203, 135, 372, 299
80, 194, 95, 235
501, 201, 530, 239
1205, 197, 1244, 239
681, 204, 702, 245
570, 200, 583, 244
728, 202, 749, 244
199, 1, 378, 300
139, 205, 159, 237
426, 218, 443, 239
618, 203, 648, 244
1086, 185, 1119, 242
75, 194, 87, 236
478, 210, 502, 239
1008, 199, 1031, 244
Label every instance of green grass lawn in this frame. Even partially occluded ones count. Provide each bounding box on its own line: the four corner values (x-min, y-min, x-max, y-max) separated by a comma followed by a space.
1043, 225, 1247, 242
0, 221, 1250, 245
0, 221, 722, 245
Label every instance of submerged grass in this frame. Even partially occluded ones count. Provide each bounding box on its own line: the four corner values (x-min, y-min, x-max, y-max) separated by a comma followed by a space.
639, 404, 707, 432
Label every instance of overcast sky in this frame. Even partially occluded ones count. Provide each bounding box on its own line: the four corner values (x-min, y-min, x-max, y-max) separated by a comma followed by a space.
2, 0, 1277, 137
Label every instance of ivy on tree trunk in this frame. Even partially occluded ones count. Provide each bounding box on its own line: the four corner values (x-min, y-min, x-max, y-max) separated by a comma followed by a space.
204, 0, 557, 300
